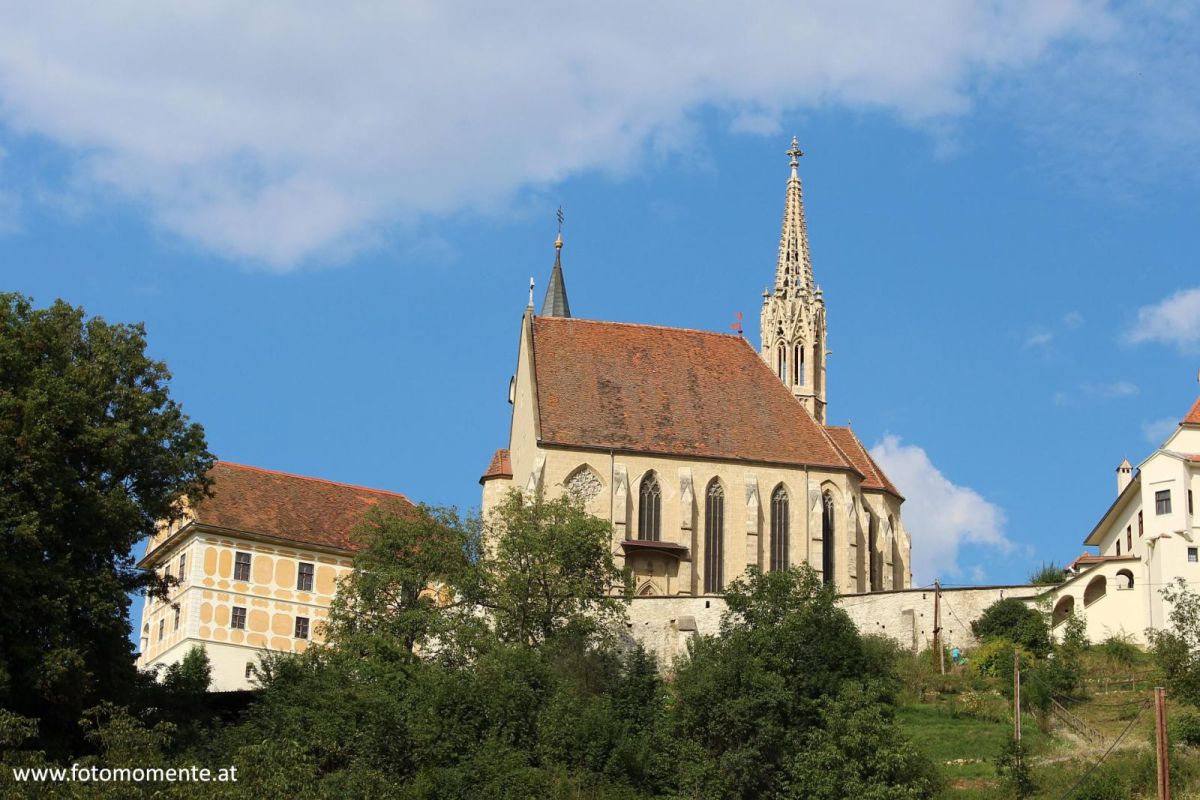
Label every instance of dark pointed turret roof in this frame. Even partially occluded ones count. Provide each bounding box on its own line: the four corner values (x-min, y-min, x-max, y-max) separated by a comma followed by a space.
541, 235, 571, 317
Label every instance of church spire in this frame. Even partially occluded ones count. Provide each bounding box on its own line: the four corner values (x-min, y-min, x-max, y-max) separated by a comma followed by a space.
760, 136, 827, 423
775, 136, 815, 296
540, 207, 571, 318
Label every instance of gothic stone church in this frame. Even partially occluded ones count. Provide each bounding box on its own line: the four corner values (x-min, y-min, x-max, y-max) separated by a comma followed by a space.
480, 139, 912, 597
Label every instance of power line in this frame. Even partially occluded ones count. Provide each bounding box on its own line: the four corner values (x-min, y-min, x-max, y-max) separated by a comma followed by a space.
1053, 699, 1150, 800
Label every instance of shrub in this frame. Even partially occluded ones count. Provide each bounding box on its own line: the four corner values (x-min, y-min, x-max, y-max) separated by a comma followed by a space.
1073, 769, 1125, 800
972, 598, 1050, 656
1028, 561, 1067, 585
1098, 634, 1140, 669
1172, 712, 1200, 747
994, 739, 1035, 798
971, 639, 1028, 679
953, 690, 1008, 723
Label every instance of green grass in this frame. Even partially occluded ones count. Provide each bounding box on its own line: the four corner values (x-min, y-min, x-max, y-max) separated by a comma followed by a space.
897, 702, 1047, 781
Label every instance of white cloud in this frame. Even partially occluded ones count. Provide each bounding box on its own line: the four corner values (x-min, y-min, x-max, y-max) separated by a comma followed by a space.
1082, 381, 1139, 399
1024, 329, 1054, 348
1063, 311, 1084, 329
0, 2, 1107, 268
870, 435, 1012, 584
1143, 417, 1179, 445
1126, 288, 1200, 352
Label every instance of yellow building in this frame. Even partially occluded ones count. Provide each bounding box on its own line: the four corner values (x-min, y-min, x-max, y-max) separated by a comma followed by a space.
480, 137, 911, 597
136, 461, 412, 690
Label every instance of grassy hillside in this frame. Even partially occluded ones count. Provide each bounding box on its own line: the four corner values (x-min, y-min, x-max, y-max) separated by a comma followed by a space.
895, 643, 1200, 798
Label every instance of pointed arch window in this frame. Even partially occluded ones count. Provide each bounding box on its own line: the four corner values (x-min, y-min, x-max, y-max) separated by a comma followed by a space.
868, 513, 880, 592
776, 344, 787, 384
770, 484, 789, 571
704, 480, 725, 593
821, 491, 836, 586
638, 472, 662, 541
795, 344, 805, 386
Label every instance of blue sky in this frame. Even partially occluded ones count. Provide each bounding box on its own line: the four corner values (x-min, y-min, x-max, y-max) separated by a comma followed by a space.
2, 3, 1199, 617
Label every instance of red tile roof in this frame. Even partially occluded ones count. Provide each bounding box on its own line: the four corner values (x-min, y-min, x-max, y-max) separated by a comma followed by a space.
1067, 552, 1140, 572
188, 462, 413, 552
480, 448, 513, 484
826, 426, 902, 498
530, 317, 852, 471
1184, 396, 1200, 425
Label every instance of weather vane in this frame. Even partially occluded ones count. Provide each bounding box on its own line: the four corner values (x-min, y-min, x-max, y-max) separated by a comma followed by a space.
528, 276, 535, 308
556, 206, 564, 235
730, 311, 744, 337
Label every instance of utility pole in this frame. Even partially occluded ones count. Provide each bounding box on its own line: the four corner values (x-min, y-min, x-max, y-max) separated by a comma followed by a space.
1013, 649, 1021, 744
933, 579, 944, 674
1156, 686, 1171, 800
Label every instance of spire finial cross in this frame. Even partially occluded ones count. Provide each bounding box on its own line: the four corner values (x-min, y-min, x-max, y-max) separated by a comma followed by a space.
787, 136, 804, 168
555, 205, 565, 249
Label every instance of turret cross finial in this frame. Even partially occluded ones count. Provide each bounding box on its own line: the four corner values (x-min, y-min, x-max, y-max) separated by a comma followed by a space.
787, 136, 804, 168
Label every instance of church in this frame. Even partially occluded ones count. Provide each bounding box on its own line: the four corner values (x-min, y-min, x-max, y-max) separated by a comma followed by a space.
480, 138, 912, 598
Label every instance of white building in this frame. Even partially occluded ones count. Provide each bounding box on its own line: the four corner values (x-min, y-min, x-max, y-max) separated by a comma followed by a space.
1044, 395, 1200, 645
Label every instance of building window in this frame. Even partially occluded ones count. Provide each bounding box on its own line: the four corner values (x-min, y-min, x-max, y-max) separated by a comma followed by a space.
234, 552, 251, 581
1127, 526, 1132, 552
1191, 490, 1195, 516
638, 473, 661, 541
1139, 510, 1144, 537
157, 618, 164, 641
1156, 490, 1172, 516
295, 616, 310, 639
1190, 547, 1198, 564
776, 344, 787, 384
244, 662, 254, 679
178, 552, 187, 582
1116, 540, 1121, 556
796, 344, 805, 385
297, 562, 315, 592
770, 484, 789, 571
231, 606, 247, 629
704, 479, 725, 593
173, 606, 181, 631
822, 492, 836, 586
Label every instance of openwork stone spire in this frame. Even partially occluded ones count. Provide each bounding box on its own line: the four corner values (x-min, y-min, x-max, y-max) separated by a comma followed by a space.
760, 137, 827, 423
775, 136, 815, 296
540, 207, 571, 318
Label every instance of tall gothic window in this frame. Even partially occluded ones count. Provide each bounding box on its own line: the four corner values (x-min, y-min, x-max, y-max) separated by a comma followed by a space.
821, 491, 835, 586
776, 344, 787, 384
868, 513, 879, 592
795, 344, 804, 385
704, 479, 725, 593
638, 472, 661, 541
770, 484, 789, 571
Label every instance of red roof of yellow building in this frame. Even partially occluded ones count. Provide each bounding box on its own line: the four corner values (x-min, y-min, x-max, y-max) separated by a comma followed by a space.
187, 461, 413, 552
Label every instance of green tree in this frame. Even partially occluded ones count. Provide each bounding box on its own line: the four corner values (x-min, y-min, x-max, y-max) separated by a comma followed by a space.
161, 644, 212, 696
671, 566, 935, 800
971, 597, 1050, 656
1149, 578, 1200, 706
324, 504, 476, 658
0, 293, 212, 755
478, 490, 629, 647
785, 683, 941, 800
